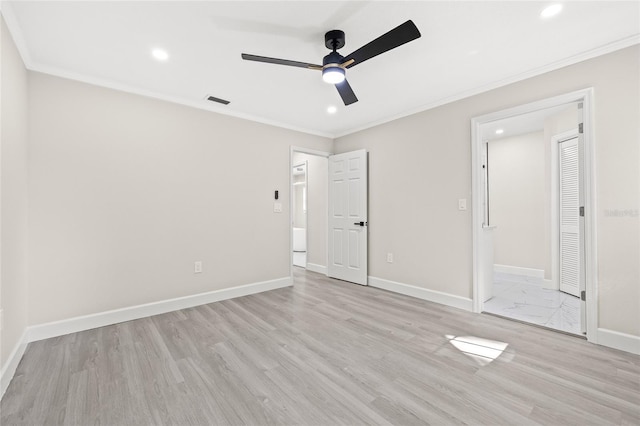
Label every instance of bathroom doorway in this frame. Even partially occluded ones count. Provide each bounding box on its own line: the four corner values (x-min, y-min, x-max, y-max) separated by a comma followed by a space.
482, 103, 581, 335
471, 89, 596, 340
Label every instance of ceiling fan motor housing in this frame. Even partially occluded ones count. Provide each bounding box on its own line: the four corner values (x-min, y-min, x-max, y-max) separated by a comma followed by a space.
325, 30, 345, 50
323, 51, 344, 66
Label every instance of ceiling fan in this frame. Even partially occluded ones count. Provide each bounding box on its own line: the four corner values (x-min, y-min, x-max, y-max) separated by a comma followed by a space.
241, 20, 421, 106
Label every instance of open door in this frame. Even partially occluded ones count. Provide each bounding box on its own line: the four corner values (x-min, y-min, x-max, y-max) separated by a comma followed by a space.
328, 149, 368, 285
559, 136, 581, 298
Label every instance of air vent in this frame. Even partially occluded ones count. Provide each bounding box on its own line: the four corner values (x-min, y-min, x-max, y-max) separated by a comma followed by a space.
205, 95, 230, 105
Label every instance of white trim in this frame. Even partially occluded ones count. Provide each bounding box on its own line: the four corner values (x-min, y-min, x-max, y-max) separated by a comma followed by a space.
494, 264, 544, 278
27, 277, 291, 343
581, 92, 598, 343
334, 35, 639, 138
305, 263, 328, 275
290, 146, 332, 158
471, 88, 598, 344
596, 329, 640, 355
369, 276, 473, 312
0, 330, 29, 399
0, 2, 34, 66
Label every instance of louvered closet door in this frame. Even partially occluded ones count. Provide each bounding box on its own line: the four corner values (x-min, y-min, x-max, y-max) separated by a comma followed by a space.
559, 137, 580, 297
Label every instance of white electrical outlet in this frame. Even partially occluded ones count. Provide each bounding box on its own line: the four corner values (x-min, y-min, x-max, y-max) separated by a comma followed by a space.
387, 253, 394, 263
458, 198, 467, 211
194, 261, 203, 274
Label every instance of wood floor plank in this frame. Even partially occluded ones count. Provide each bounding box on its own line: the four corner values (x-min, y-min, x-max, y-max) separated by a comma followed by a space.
2, 268, 639, 425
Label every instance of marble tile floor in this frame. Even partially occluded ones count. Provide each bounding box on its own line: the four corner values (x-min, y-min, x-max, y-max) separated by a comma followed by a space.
483, 272, 582, 335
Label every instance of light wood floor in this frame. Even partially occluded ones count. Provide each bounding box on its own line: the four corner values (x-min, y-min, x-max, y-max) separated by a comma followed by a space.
2, 269, 639, 425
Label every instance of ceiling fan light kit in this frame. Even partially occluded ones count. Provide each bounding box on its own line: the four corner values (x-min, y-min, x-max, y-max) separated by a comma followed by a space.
322, 66, 345, 84
241, 20, 421, 106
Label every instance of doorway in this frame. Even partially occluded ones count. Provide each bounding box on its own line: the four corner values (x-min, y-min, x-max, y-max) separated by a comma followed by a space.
290, 147, 331, 276
292, 161, 307, 268
471, 89, 596, 340
289, 147, 369, 287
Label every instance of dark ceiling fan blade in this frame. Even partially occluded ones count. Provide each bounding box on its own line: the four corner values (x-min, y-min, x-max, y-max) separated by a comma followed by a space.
335, 79, 358, 105
241, 53, 322, 70
341, 20, 421, 69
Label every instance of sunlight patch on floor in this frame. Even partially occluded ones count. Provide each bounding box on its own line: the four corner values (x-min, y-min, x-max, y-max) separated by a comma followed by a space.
445, 335, 510, 366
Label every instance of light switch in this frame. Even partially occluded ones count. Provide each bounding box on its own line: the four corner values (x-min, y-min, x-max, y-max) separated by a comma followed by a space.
458, 199, 467, 211
274, 202, 282, 213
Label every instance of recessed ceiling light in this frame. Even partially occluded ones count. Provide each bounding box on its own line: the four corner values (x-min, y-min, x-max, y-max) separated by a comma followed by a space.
495, 129, 504, 135
151, 48, 169, 61
540, 4, 563, 19
327, 106, 337, 114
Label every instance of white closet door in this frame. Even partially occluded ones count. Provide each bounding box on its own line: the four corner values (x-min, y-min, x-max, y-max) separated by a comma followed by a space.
559, 137, 580, 297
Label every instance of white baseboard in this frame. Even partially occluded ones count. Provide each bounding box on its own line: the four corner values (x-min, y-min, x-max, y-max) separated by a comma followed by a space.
305, 263, 327, 275
543, 279, 558, 290
494, 264, 545, 278
27, 277, 291, 343
1, 329, 29, 399
596, 328, 640, 355
369, 276, 473, 312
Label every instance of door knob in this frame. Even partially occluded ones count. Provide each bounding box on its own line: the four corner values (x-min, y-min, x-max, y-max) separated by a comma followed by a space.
353, 221, 366, 226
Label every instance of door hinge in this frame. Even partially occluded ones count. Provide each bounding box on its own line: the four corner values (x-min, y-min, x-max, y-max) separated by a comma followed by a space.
579, 206, 585, 217
579, 122, 584, 133
581, 290, 586, 301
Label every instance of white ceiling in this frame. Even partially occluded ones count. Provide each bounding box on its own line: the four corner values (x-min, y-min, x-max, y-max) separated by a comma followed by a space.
2, 1, 639, 138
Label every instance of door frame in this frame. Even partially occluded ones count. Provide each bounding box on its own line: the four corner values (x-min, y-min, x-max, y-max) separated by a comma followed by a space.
289, 146, 331, 279
471, 88, 597, 342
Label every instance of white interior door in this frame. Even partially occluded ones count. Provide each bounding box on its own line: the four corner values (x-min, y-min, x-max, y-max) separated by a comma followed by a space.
559, 137, 581, 297
328, 149, 368, 285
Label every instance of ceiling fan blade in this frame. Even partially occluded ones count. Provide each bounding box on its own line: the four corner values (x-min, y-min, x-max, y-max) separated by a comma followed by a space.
241, 53, 322, 70
341, 20, 421, 69
335, 79, 358, 106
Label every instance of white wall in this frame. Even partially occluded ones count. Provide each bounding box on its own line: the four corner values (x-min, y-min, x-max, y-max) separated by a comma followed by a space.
489, 131, 546, 272
0, 16, 29, 369
543, 104, 579, 282
334, 45, 640, 337
27, 72, 332, 325
292, 152, 328, 268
